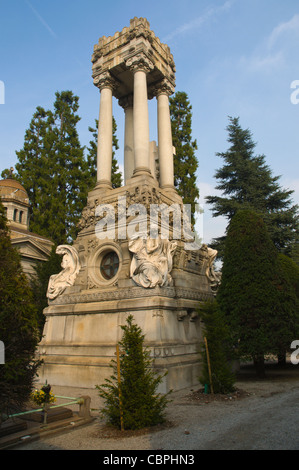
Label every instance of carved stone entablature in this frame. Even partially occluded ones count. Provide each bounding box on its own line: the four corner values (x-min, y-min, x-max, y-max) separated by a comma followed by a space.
46, 245, 80, 302
127, 17, 153, 42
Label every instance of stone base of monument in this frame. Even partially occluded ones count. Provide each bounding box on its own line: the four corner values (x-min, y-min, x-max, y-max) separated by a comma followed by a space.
38, 277, 213, 393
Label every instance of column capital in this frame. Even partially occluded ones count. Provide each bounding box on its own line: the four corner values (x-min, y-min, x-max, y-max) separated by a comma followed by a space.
93, 70, 119, 91
126, 53, 154, 74
118, 94, 134, 109
149, 78, 175, 99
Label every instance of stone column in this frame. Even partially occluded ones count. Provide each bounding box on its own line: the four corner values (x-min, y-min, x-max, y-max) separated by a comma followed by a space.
156, 79, 175, 191
94, 71, 116, 189
126, 54, 154, 177
119, 95, 134, 184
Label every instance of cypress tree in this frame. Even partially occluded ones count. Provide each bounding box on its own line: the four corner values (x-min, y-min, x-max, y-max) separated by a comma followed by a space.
206, 116, 299, 259
170, 91, 199, 224
0, 201, 40, 418
217, 209, 297, 377
14, 106, 53, 237
15, 91, 89, 245
97, 315, 170, 430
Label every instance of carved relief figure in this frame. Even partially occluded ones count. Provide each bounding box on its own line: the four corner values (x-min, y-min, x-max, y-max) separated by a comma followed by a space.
200, 244, 222, 292
128, 233, 177, 288
47, 245, 80, 301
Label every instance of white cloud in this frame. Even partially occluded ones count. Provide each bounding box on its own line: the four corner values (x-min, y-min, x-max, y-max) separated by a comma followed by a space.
239, 51, 283, 73
163, 0, 234, 42
267, 14, 299, 50
239, 14, 299, 74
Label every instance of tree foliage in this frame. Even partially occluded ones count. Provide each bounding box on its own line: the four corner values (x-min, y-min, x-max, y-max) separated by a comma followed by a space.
206, 116, 299, 259
217, 209, 298, 377
170, 91, 199, 223
96, 315, 170, 430
0, 201, 40, 418
14, 91, 90, 245
198, 300, 235, 394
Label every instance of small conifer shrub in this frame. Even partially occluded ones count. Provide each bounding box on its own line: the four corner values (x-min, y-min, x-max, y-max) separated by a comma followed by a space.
96, 315, 171, 430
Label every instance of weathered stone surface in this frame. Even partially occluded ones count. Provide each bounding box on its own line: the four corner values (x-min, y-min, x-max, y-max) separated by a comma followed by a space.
38, 18, 218, 393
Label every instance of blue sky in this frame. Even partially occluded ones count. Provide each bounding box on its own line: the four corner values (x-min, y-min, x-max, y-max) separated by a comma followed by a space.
0, 0, 299, 244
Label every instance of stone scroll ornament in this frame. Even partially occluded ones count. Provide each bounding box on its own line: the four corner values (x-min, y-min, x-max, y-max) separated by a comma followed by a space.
46, 245, 80, 301
128, 233, 177, 288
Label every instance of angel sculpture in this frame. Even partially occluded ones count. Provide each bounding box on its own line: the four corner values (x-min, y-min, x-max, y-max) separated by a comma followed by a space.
46, 245, 80, 301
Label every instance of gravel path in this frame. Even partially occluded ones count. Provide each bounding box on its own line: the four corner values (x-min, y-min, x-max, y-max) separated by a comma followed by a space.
13, 364, 299, 451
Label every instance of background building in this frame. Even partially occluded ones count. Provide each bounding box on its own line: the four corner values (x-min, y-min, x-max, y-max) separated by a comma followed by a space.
0, 173, 53, 278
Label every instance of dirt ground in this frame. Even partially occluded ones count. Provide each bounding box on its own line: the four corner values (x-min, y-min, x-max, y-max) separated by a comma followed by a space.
11, 361, 299, 451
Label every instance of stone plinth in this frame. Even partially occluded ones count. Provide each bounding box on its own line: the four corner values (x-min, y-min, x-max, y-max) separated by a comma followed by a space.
38, 176, 217, 393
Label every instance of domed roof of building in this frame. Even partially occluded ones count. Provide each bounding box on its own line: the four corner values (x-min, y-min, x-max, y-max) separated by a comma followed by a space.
0, 177, 29, 201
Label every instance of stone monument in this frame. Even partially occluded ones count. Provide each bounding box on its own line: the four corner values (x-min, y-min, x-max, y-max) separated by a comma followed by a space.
38, 18, 219, 393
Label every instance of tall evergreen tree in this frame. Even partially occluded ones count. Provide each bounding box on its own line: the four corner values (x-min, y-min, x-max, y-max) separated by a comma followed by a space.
0, 201, 40, 418
14, 106, 53, 236
170, 91, 199, 223
217, 209, 298, 377
87, 117, 122, 189
15, 91, 89, 245
206, 116, 299, 258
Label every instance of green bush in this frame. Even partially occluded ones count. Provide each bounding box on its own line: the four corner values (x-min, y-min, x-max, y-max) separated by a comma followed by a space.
96, 315, 171, 430
199, 300, 235, 394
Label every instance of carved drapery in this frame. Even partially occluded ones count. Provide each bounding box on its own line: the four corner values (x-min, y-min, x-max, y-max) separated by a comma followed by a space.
128, 234, 177, 288
47, 245, 80, 301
